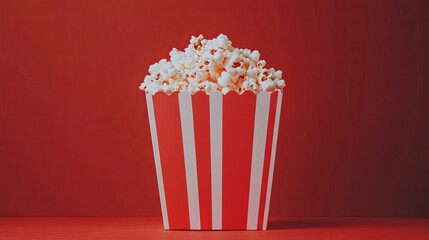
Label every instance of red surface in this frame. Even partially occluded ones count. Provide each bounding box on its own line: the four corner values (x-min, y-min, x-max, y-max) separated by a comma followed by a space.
0, 0, 429, 218
0, 217, 428, 240
152, 93, 189, 229
258, 91, 279, 229
222, 92, 256, 229
192, 92, 212, 230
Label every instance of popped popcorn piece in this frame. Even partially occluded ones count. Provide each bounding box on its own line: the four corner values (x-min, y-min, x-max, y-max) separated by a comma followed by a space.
222, 86, 231, 95
198, 81, 218, 94
250, 50, 260, 62
218, 72, 231, 87
140, 34, 286, 94
276, 79, 286, 88
261, 80, 276, 91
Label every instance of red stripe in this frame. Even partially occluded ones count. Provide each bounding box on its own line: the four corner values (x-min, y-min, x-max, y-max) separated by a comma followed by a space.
257, 91, 278, 229
223, 91, 257, 230
191, 92, 212, 230
152, 92, 189, 230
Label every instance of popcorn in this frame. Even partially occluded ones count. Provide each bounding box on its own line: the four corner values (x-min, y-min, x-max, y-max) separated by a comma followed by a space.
140, 34, 286, 94
218, 72, 231, 87
213, 51, 224, 65
274, 70, 282, 79
198, 81, 218, 94
257, 60, 266, 68
250, 50, 260, 62
276, 79, 286, 88
261, 80, 276, 91
222, 86, 231, 95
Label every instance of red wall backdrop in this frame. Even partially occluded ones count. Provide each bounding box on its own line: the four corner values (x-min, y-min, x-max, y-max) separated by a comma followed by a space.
0, 0, 428, 217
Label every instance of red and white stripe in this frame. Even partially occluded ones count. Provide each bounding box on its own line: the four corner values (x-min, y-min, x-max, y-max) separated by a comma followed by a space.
146, 90, 283, 230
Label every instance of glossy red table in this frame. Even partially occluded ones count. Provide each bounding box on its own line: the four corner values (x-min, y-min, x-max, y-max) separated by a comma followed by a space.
0, 217, 428, 240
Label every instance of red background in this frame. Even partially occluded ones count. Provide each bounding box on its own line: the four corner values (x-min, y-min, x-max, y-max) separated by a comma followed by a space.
0, 0, 428, 217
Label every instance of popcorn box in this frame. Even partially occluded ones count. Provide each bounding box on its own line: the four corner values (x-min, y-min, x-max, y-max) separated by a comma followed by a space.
145, 90, 283, 230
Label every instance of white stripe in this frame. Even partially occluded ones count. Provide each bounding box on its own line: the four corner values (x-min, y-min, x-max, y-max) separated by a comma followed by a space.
146, 94, 169, 230
262, 92, 283, 230
247, 92, 271, 230
178, 92, 201, 230
210, 90, 222, 230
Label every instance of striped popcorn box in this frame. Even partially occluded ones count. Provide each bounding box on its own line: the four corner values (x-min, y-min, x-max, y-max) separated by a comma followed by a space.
145, 90, 283, 230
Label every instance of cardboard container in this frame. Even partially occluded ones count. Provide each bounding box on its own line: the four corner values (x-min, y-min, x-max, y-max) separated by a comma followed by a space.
145, 90, 283, 230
